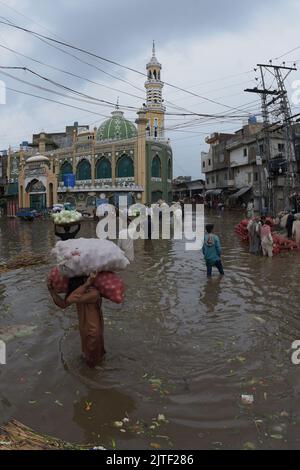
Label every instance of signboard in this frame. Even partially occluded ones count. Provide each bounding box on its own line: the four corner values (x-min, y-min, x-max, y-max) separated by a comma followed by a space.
63, 173, 75, 188
25, 167, 47, 178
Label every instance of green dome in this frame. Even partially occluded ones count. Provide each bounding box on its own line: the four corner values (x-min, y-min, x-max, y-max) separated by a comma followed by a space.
97, 109, 137, 141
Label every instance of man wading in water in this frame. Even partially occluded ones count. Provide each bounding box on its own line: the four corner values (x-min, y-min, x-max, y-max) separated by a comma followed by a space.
47, 273, 105, 368
202, 224, 225, 278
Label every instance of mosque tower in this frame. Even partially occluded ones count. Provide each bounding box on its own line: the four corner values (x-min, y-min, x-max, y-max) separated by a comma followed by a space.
144, 42, 166, 140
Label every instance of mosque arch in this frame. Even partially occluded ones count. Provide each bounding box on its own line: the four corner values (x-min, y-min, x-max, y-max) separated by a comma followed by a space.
96, 157, 112, 179
117, 155, 134, 178
59, 161, 73, 181
168, 159, 172, 180
76, 159, 91, 180
151, 155, 161, 178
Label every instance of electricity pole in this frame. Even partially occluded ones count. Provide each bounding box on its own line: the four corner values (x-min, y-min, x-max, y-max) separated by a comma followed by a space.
245, 62, 297, 214
245, 67, 279, 214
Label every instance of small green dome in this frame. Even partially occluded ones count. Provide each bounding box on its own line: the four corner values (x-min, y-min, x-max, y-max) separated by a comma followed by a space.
97, 109, 137, 141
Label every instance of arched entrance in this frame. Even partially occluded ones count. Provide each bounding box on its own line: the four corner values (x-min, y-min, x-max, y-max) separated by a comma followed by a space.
26, 179, 47, 211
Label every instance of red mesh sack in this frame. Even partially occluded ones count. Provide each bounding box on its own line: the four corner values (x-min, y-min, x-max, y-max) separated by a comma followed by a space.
94, 272, 125, 304
48, 266, 69, 294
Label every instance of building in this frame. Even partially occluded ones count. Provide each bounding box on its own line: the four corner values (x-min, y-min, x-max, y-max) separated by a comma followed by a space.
202, 133, 235, 202
172, 176, 205, 200
4, 45, 173, 213
202, 119, 289, 212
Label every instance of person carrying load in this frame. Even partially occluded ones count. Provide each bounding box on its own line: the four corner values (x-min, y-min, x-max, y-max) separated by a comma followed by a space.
48, 273, 105, 368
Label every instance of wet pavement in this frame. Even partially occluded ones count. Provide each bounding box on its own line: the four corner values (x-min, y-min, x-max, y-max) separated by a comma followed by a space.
1, 212, 300, 450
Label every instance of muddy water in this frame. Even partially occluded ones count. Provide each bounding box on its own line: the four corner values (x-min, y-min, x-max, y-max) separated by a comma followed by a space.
1, 213, 300, 450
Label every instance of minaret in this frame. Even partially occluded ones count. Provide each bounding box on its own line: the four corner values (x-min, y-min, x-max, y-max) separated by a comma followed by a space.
145, 41, 166, 140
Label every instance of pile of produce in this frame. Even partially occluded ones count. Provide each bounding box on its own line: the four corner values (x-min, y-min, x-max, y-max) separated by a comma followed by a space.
52, 238, 130, 277
47, 266, 69, 294
94, 272, 125, 303
272, 234, 298, 255
48, 267, 125, 304
234, 219, 249, 243
235, 219, 298, 255
52, 210, 82, 226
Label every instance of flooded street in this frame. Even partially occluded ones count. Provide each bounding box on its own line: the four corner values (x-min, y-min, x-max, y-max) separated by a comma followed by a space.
1, 212, 300, 450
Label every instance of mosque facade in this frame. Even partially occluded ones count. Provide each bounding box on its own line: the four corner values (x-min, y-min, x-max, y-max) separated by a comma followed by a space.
5, 45, 173, 215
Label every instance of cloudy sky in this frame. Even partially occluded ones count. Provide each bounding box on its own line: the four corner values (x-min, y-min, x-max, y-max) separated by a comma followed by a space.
0, 0, 300, 177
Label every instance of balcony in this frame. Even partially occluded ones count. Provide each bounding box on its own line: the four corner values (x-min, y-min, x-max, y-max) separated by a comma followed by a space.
268, 158, 288, 176
115, 177, 134, 184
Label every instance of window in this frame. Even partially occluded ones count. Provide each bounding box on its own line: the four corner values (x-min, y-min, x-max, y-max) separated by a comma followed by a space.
76, 159, 91, 180
212, 176, 215, 184
248, 173, 252, 184
216, 174, 219, 183
207, 177, 210, 184
96, 158, 112, 179
59, 161, 73, 181
254, 172, 259, 182
203, 161, 205, 169
224, 173, 228, 181
243, 148, 248, 157
219, 154, 224, 163
168, 159, 172, 180
151, 155, 161, 178
278, 143, 285, 153
259, 144, 264, 155
117, 155, 134, 178
208, 159, 211, 166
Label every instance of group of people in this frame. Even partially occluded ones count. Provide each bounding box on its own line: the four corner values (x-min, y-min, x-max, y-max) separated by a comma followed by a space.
247, 216, 274, 258
284, 210, 300, 247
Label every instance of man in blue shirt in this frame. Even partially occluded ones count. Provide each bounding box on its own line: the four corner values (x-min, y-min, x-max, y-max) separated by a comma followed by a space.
202, 224, 225, 278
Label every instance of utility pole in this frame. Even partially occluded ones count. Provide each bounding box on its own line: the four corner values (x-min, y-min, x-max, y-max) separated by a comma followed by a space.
258, 63, 297, 211
245, 68, 279, 215
245, 62, 297, 214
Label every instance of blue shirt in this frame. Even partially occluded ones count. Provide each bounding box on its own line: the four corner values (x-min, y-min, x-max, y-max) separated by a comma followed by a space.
202, 234, 222, 265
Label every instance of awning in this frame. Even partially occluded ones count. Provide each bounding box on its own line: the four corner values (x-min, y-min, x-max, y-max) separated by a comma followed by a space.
205, 189, 223, 196
229, 186, 252, 199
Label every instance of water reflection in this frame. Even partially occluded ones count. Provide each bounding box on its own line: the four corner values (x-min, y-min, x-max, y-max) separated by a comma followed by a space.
200, 277, 222, 313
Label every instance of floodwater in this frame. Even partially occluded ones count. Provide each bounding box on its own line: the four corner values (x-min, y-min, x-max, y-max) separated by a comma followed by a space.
1, 212, 300, 450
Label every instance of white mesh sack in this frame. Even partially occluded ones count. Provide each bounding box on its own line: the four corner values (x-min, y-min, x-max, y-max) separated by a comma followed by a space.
52, 238, 130, 277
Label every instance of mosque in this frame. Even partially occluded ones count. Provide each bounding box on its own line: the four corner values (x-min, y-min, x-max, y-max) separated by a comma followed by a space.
6, 44, 173, 214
